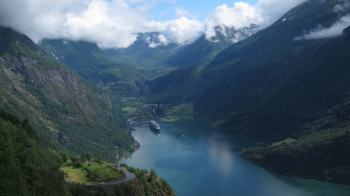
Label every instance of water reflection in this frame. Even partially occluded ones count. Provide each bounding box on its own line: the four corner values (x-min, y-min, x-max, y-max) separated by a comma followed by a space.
125, 121, 350, 196
208, 137, 234, 175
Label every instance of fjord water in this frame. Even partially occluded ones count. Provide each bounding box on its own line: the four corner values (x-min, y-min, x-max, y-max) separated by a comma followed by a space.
125, 121, 350, 196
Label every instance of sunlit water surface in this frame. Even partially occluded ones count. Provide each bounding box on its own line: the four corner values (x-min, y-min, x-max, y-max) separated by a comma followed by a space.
125, 120, 350, 196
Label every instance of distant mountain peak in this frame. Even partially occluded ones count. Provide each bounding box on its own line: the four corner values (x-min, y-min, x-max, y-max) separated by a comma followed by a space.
134, 32, 172, 49
206, 24, 260, 43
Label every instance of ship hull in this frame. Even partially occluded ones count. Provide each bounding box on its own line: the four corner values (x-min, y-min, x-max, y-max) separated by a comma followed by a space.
149, 125, 161, 134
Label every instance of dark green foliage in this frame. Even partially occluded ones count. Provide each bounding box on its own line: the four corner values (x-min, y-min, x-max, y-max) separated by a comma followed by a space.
242, 128, 350, 184
0, 112, 66, 196
242, 98, 350, 184
122, 165, 175, 196
143, 65, 201, 104
66, 165, 175, 196
0, 111, 173, 195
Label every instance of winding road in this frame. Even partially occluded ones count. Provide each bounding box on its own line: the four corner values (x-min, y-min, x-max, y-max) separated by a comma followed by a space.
85, 167, 135, 187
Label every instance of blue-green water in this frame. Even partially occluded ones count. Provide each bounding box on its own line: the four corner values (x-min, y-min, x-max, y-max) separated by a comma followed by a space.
125, 121, 350, 196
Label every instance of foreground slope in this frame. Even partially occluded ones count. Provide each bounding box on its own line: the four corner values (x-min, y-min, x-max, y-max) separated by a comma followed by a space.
0, 111, 174, 196
0, 27, 135, 157
0, 112, 66, 196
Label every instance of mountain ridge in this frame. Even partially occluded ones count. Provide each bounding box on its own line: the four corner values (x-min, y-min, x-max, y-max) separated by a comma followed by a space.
144, 0, 350, 184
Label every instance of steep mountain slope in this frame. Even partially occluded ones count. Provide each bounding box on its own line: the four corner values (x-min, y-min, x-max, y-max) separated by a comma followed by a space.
143, 65, 201, 104
143, 26, 260, 103
146, 0, 350, 183
195, 0, 350, 139
0, 27, 135, 158
166, 25, 259, 67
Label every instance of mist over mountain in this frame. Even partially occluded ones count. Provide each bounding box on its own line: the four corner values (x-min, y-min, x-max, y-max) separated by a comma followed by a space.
2, 0, 350, 195
146, 0, 350, 183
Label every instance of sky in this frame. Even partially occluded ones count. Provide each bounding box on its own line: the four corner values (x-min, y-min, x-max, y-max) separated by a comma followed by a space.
0, 0, 307, 48
145, 0, 257, 20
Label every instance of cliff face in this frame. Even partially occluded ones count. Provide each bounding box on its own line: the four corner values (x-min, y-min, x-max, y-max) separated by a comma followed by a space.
0, 26, 135, 158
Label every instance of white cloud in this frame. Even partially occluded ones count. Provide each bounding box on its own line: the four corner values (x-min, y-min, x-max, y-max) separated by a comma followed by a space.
145, 34, 170, 48
0, 0, 146, 48
204, 0, 306, 40
175, 8, 193, 18
334, 0, 350, 12
64, 0, 144, 48
0, 0, 307, 48
145, 17, 204, 44
205, 2, 264, 39
256, 0, 306, 24
297, 15, 350, 40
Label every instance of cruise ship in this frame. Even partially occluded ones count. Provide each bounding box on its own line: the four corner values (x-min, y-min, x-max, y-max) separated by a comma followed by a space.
149, 120, 160, 134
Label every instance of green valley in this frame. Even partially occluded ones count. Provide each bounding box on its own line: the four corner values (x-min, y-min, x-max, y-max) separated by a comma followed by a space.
2, 0, 350, 195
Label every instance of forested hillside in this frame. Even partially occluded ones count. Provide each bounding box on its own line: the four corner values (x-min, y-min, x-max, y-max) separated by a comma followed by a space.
0, 27, 135, 158
145, 0, 350, 183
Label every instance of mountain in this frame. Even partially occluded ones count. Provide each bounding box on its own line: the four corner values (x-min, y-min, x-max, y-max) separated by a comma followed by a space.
146, 0, 350, 183
195, 0, 350, 139
41, 25, 259, 73
0, 26, 136, 158
106, 32, 180, 68
108, 29, 254, 68
39, 28, 244, 97
40, 33, 179, 72
40, 39, 167, 96
165, 25, 259, 67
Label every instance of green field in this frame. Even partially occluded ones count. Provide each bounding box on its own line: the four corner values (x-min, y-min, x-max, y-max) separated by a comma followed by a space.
61, 162, 125, 184
162, 103, 194, 122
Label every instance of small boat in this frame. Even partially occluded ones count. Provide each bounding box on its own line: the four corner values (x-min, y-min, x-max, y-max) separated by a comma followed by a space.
149, 120, 160, 134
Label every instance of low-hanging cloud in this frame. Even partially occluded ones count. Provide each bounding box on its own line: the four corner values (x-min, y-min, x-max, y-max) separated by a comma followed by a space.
0, 0, 307, 48
205, 2, 264, 39
204, 0, 306, 40
145, 17, 204, 45
297, 15, 350, 40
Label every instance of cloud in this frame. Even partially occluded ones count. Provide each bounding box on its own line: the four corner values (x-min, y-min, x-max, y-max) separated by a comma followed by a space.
0, 0, 146, 48
0, 0, 307, 48
256, 0, 306, 23
204, 0, 306, 40
145, 17, 204, 45
146, 34, 170, 48
297, 15, 350, 40
205, 2, 264, 39
175, 8, 193, 18
334, 0, 350, 12
64, 0, 145, 48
